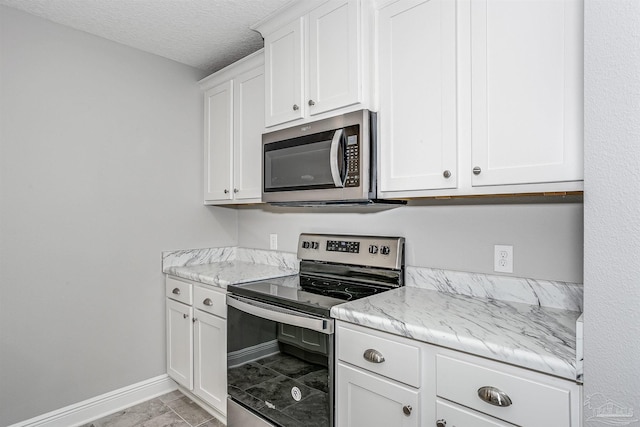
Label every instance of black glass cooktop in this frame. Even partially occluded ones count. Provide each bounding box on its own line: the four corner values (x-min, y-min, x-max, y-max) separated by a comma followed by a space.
227, 274, 393, 318
299, 275, 389, 301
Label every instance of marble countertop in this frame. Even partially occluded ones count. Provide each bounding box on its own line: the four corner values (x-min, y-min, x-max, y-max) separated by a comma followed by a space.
162, 246, 583, 382
164, 261, 298, 288
162, 247, 298, 289
331, 286, 581, 381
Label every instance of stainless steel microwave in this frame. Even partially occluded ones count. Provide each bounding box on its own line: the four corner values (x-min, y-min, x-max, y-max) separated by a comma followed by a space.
262, 110, 402, 206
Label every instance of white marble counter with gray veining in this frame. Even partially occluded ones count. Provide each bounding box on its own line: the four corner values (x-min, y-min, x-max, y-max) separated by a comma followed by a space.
331, 286, 581, 381
162, 247, 298, 288
162, 246, 583, 382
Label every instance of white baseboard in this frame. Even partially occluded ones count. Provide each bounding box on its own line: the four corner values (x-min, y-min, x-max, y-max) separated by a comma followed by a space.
8, 374, 178, 427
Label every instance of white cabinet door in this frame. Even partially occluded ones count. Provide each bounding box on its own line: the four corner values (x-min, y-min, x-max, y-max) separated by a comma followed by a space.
204, 81, 233, 202
233, 66, 264, 202
378, 0, 458, 194
166, 299, 193, 390
194, 309, 227, 415
337, 362, 420, 427
265, 18, 304, 127
308, 0, 360, 116
470, 0, 583, 187
436, 399, 515, 427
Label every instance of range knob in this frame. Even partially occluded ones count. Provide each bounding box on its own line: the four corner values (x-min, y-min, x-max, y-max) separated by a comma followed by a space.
368, 245, 379, 254
302, 241, 310, 249
380, 246, 391, 256
311, 241, 319, 250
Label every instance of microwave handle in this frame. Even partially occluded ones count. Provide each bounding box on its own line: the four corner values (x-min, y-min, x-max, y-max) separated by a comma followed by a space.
329, 129, 346, 188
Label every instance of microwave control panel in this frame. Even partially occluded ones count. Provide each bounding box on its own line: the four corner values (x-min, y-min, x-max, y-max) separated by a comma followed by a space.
345, 135, 360, 187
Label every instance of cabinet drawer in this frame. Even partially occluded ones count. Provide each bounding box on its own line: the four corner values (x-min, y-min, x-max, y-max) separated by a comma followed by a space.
436, 355, 572, 427
166, 276, 193, 305
437, 399, 515, 426
337, 323, 420, 388
193, 285, 226, 318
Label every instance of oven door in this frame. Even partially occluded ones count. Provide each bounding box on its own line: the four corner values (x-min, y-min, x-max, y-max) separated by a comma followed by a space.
227, 294, 334, 427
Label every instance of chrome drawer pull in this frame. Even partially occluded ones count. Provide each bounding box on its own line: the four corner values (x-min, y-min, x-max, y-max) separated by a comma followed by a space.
172, 288, 181, 295
363, 349, 385, 363
203, 298, 214, 306
402, 405, 412, 416
477, 386, 513, 407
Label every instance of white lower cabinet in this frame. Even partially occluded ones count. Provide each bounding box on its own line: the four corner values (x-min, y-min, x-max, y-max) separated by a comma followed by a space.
335, 321, 428, 427
166, 298, 193, 389
335, 321, 582, 427
166, 276, 227, 419
337, 362, 420, 427
435, 352, 581, 427
436, 399, 515, 427
193, 309, 226, 414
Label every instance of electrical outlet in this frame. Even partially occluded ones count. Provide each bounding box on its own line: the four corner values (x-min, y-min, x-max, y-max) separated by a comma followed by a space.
494, 245, 513, 273
270, 234, 278, 250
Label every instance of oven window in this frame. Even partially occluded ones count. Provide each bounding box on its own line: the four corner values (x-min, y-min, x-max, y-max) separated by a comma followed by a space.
227, 305, 332, 427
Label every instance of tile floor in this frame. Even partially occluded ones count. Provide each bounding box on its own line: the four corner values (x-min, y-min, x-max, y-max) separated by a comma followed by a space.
80, 390, 224, 427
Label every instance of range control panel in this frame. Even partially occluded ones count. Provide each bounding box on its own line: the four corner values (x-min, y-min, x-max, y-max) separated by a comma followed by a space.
298, 233, 404, 270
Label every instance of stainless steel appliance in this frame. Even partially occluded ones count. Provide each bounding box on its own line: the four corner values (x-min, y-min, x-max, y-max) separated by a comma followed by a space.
262, 110, 404, 206
226, 233, 405, 427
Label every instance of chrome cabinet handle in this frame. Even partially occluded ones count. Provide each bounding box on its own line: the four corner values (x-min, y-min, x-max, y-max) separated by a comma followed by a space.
436, 420, 446, 427
183, 313, 188, 319
224, 189, 229, 194
402, 405, 412, 416
293, 104, 299, 111
473, 166, 482, 175
233, 188, 239, 193
172, 288, 181, 295
477, 386, 513, 407
308, 99, 315, 106
443, 170, 451, 178
203, 298, 214, 307
363, 349, 385, 363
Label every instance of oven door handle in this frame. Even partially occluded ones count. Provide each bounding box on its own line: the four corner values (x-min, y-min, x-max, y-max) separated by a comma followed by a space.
227, 295, 334, 334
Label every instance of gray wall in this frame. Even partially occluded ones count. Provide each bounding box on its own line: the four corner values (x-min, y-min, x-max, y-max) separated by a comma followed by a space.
584, 0, 640, 422
0, 7, 237, 425
238, 201, 584, 283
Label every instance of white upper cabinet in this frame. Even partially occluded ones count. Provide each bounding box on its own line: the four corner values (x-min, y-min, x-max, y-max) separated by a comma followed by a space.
203, 81, 233, 203
200, 51, 264, 205
264, 19, 304, 126
377, 0, 584, 199
378, 0, 458, 193
308, 0, 361, 116
256, 0, 370, 128
470, 0, 584, 187
233, 65, 264, 201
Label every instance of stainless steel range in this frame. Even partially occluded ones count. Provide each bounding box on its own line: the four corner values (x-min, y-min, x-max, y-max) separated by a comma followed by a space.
226, 233, 405, 427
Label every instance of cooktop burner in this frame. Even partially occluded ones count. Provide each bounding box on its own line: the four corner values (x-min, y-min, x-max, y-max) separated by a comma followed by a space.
299, 276, 387, 301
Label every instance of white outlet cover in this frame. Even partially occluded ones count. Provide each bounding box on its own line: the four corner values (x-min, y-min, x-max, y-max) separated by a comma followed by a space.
494, 245, 513, 273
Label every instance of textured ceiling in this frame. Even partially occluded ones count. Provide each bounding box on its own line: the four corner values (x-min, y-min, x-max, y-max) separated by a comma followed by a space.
0, 0, 293, 73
